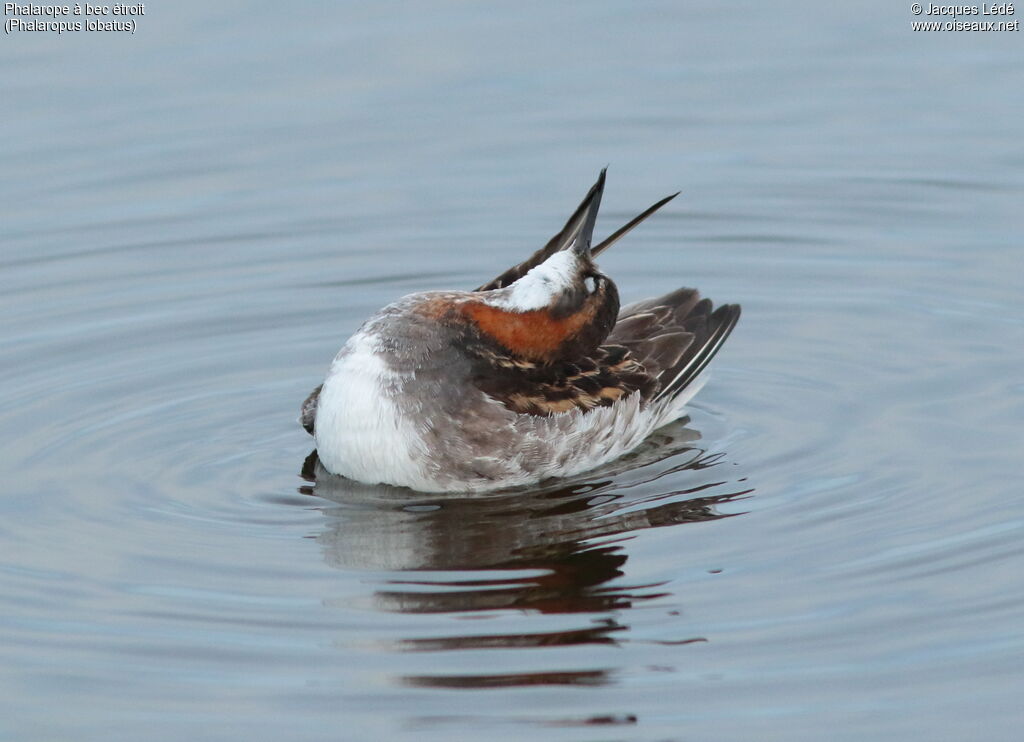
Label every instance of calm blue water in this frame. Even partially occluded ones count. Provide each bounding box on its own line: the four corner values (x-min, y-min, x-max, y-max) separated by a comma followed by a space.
2, 2, 1023, 740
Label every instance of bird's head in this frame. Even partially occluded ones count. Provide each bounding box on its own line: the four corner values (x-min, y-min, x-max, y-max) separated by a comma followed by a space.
456, 248, 619, 363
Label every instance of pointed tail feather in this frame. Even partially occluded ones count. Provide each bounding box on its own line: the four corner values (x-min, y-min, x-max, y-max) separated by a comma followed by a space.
592, 191, 679, 258
475, 171, 677, 292
570, 167, 605, 256
475, 169, 607, 291
541, 167, 605, 257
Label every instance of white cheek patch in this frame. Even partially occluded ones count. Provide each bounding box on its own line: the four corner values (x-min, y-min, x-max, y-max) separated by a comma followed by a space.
491, 251, 581, 312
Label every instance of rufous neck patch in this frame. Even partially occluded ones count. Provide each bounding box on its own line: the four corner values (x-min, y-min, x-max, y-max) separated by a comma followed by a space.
460, 301, 595, 361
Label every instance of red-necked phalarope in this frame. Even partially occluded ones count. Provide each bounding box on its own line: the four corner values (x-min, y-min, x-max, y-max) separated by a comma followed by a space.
301, 170, 740, 492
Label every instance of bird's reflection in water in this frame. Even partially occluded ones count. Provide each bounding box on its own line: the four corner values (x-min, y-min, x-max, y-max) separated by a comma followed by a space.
300, 419, 752, 692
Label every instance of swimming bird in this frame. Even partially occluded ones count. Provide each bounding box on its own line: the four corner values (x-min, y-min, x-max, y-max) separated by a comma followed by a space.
300, 170, 740, 493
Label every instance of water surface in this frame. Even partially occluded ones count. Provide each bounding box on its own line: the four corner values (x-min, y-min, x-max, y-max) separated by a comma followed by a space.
2, 2, 1023, 740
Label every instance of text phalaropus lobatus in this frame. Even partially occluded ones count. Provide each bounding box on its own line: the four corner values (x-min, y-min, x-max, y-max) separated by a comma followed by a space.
301, 170, 740, 493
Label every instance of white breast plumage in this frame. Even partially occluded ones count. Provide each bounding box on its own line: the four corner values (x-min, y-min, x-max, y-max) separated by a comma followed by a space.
313, 330, 433, 490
